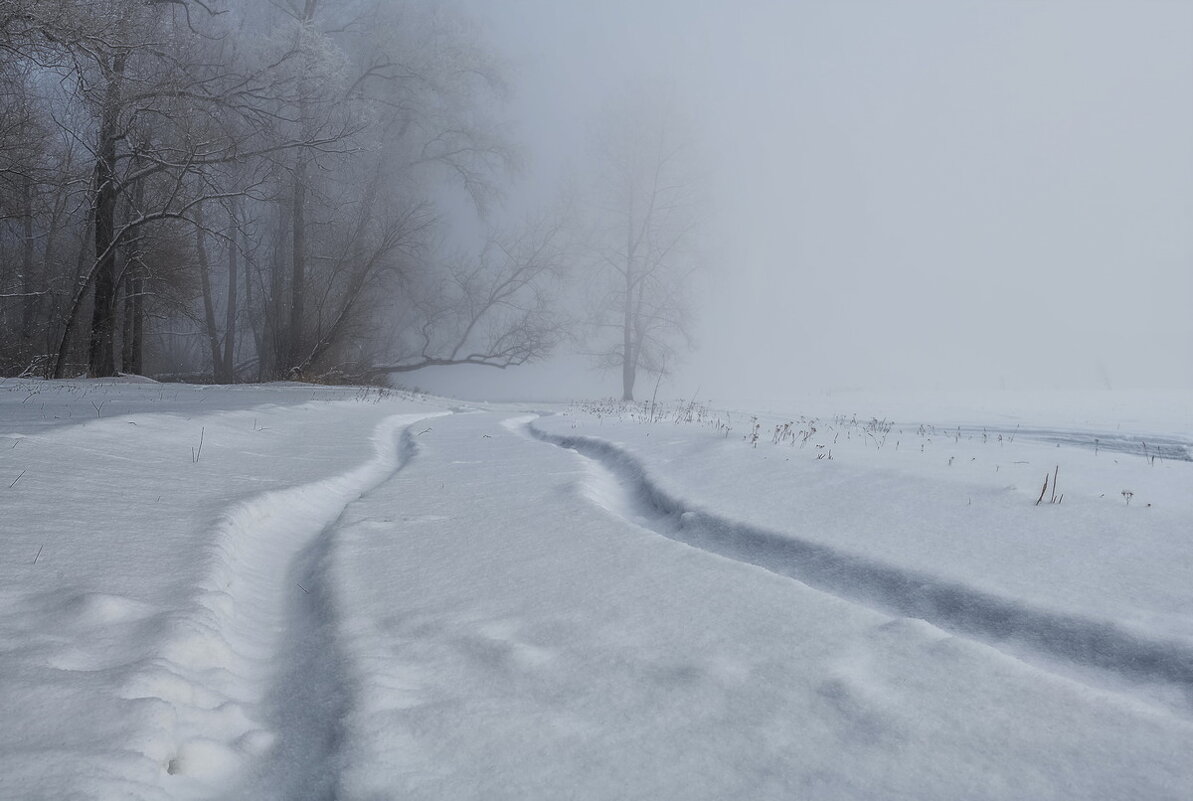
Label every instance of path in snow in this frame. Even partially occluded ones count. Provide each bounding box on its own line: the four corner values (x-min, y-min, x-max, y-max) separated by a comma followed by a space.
0, 389, 443, 801
0, 403, 440, 800
299, 411, 1193, 800
165, 414, 439, 801
524, 419, 1193, 715
230, 420, 431, 801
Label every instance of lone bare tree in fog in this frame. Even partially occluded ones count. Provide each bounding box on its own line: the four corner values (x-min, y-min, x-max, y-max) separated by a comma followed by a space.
583, 92, 701, 401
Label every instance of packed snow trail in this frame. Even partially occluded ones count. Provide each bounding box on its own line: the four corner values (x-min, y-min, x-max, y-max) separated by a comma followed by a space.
0, 383, 445, 801
322, 411, 1193, 800
147, 413, 441, 801
525, 420, 1193, 711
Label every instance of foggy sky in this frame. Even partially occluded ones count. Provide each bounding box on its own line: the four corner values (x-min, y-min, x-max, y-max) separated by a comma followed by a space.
424, 0, 1193, 401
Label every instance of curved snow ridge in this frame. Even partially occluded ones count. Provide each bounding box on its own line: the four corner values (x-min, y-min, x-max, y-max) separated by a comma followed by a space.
526, 421, 1193, 703
118, 411, 443, 795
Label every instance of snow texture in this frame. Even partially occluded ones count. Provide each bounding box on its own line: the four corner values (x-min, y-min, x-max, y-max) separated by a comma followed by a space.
2, 379, 1192, 799
527, 418, 1193, 700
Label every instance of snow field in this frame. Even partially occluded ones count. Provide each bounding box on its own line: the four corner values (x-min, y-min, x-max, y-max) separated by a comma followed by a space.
533, 402, 1193, 713
0, 377, 401, 435
0, 381, 442, 800
3, 383, 1193, 799
324, 411, 1193, 800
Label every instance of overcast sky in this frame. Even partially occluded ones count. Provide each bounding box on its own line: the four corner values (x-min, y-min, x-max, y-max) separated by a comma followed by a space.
419, 0, 1193, 401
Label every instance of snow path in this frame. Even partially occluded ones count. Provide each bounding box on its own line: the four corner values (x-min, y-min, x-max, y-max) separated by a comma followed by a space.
525, 419, 1193, 714
148, 412, 443, 799
0, 387, 446, 800
318, 411, 1193, 800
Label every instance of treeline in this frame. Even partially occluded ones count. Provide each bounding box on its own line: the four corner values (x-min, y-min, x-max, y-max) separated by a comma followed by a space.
0, 0, 567, 382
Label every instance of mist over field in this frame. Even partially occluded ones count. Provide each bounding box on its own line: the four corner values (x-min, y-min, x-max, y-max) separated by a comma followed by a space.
3, 5, 1193, 798
443, 0, 1193, 400
1, 0, 1189, 398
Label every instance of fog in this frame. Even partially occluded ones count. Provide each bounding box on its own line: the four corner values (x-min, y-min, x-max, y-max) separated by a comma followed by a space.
2, 1, 1187, 401
423, 0, 1193, 401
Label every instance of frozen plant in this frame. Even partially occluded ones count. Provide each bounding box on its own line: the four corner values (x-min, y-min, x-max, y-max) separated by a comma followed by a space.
1035, 466, 1062, 506
773, 422, 794, 445
745, 417, 760, 448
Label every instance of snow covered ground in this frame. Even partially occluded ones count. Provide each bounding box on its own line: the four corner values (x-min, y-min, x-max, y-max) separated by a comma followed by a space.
1, 378, 1191, 799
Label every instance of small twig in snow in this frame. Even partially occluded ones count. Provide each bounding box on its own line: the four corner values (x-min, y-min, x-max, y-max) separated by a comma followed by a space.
9, 469, 26, 488
192, 427, 205, 463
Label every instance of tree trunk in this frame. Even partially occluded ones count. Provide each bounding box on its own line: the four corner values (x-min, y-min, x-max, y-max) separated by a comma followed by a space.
51, 205, 95, 379
120, 161, 146, 374
222, 203, 238, 383
20, 173, 37, 349
120, 278, 132, 369
288, 152, 308, 374
86, 52, 127, 378
243, 222, 265, 381
263, 202, 288, 379
39, 220, 59, 367
126, 271, 143, 374
621, 296, 635, 400
39, 160, 70, 369
621, 215, 636, 401
286, 0, 319, 376
194, 203, 223, 380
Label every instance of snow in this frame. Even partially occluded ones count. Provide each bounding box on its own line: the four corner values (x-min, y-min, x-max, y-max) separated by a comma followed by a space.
2, 378, 1192, 799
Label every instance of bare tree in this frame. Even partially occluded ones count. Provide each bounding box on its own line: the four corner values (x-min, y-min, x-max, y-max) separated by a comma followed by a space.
365, 213, 569, 376
248, 0, 526, 380
582, 90, 703, 400
29, 0, 346, 378
0, 50, 57, 372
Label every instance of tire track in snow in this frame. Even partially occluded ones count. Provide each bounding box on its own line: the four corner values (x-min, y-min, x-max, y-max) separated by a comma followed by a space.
521, 418, 1193, 714
119, 412, 443, 799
